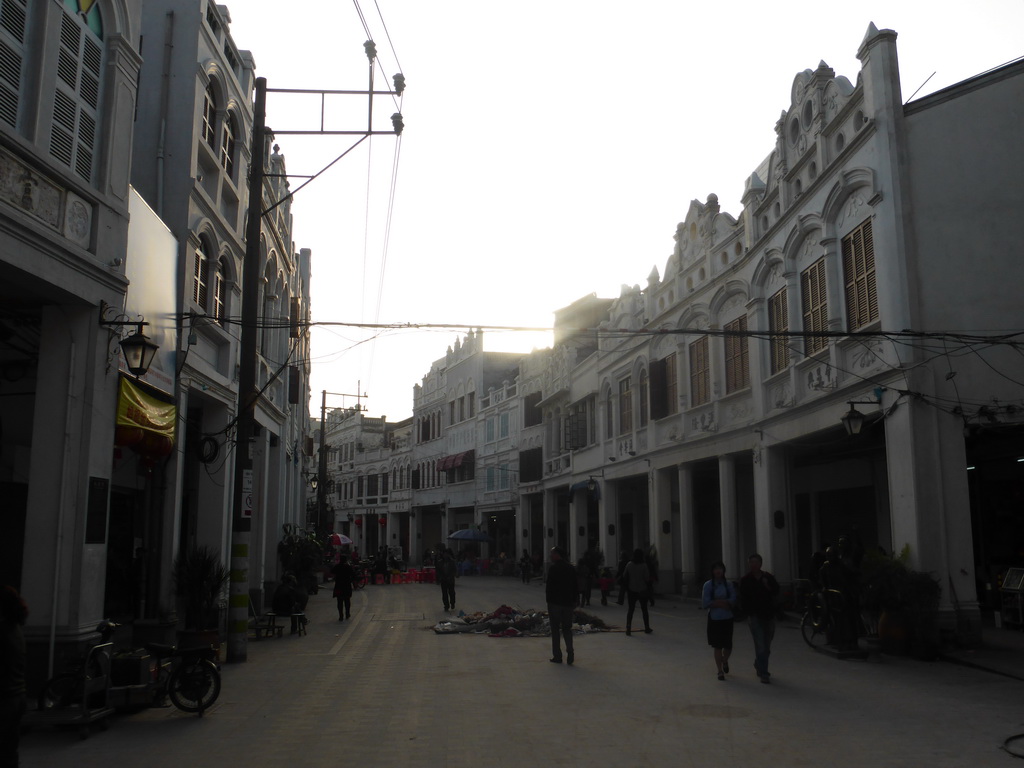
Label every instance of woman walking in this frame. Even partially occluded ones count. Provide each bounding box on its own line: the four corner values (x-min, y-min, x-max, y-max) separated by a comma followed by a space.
331, 554, 355, 621
701, 561, 736, 681
622, 548, 652, 636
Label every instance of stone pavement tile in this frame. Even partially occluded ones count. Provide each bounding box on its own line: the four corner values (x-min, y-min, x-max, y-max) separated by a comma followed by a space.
20, 577, 1024, 767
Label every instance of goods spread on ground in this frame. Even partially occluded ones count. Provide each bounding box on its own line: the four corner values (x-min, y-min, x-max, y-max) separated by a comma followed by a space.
433, 604, 613, 636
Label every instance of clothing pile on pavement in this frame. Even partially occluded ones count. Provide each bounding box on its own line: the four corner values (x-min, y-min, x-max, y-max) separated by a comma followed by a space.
432, 605, 611, 637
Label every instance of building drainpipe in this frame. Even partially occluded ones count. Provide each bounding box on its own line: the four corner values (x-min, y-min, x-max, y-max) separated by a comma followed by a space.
156, 11, 174, 217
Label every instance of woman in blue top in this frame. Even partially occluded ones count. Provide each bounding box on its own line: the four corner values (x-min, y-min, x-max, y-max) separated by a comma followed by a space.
701, 561, 736, 681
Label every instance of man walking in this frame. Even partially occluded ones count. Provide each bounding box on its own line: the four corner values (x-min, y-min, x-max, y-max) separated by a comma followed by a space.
546, 548, 578, 665
436, 548, 457, 612
739, 553, 780, 683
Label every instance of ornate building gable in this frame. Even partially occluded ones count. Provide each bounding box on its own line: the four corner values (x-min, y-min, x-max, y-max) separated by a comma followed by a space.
668, 193, 742, 289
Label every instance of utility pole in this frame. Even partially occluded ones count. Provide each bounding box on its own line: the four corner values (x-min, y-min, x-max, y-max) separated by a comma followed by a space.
227, 77, 267, 664
226, 44, 402, 663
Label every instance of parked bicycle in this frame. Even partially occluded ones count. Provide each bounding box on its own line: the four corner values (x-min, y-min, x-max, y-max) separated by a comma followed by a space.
352, 563, 369, 590
800, 588, 845, 648
40, 622, 222, 717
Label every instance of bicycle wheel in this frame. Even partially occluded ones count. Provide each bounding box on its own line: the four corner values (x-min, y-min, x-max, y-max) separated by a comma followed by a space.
800, 610, 829, 649
167, 659, 221, 714
38, 673, 79, 710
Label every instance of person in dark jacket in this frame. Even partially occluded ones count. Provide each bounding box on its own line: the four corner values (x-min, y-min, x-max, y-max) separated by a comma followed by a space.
739, 553, 780, 683
546, 548, 578, 664
436, 548, 457, 612
331, 555, 355, 621
623, 548, 653, 636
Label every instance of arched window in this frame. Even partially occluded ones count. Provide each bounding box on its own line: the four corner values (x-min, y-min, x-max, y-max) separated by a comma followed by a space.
213, 257, 228, 323
638, 368, 649, 428
193, 240, 212, 308
202, 83, 216, 147
604, 390, 613, 440
51, 0, 104, 182
220, 112, 236, 176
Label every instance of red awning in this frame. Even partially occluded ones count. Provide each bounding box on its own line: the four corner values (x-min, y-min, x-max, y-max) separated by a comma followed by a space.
438, 450, 475, 471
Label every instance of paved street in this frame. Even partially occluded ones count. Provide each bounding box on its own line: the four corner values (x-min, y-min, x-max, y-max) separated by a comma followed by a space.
20, 576, 1024, 767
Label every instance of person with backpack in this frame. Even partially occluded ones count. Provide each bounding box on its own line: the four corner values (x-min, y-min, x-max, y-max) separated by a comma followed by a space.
436, 548, 458, 612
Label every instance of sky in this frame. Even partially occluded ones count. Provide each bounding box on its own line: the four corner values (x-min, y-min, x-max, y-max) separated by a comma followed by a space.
226, 1, 1024, 422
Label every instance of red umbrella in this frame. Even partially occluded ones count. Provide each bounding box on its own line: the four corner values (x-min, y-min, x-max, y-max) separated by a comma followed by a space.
328, 533, 352, 546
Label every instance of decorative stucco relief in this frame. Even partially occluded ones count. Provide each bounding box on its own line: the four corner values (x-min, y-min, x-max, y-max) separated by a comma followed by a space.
0, 151, 64, 231
690, 410, 717, 433
837, 193, 865, 229
849, 341, 885, 371
770, 381, 793, 409
806, 362, 835, 391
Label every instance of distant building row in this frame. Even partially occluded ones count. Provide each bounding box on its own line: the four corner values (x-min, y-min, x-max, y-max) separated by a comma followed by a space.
322, 25, 1024, 642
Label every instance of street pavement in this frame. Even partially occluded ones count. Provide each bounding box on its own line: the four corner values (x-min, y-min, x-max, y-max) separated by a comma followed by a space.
20, 575, 1024, 767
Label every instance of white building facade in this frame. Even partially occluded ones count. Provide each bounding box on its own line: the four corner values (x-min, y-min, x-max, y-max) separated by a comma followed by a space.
0, 0, 147, 684
526, 25, 1024, 641
131, 0, 311, 616
323, 26, 1024, 645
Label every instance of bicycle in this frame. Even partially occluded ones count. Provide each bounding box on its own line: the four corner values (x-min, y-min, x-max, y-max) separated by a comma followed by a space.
142, 641, 221, 715
352, 564, 369, 590
800, 588, 845, 649
40, 623, 222, 717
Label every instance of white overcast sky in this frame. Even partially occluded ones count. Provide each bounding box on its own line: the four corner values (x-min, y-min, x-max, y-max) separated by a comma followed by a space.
226, 1, 1024, 421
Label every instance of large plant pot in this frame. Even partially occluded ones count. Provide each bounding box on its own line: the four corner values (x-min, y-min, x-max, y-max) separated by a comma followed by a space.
878, 610, 912, 655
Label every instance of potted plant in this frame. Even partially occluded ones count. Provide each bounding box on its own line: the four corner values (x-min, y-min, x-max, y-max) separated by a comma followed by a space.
172, 546, 229, 647
861, 545, 941, 657
277, 524, 323, 595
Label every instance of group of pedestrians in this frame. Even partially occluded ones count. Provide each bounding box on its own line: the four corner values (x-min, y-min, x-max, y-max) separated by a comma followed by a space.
701, 553, 780, 684
542, 545, 780, 681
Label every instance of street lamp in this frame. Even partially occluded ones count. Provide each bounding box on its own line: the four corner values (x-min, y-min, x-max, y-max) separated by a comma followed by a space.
117, 326, 160, 376
841, 404, 868, 436
99, 303, 160, 377
841, 391, 885, 436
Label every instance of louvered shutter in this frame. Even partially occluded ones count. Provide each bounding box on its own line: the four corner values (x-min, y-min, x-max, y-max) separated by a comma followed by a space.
769, 288, 788, 374
649, 358, 667, 420
0, 0, 27, 128
801, 260, 828, 354
842, 219, 878, 330
50, 9, 102, 182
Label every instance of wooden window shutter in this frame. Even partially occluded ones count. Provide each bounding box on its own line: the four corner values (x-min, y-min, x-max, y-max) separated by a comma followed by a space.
769, 288, 789, 374
0, 0, 27, 128
801, 259, 827, 355
649, 357, 667, 420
